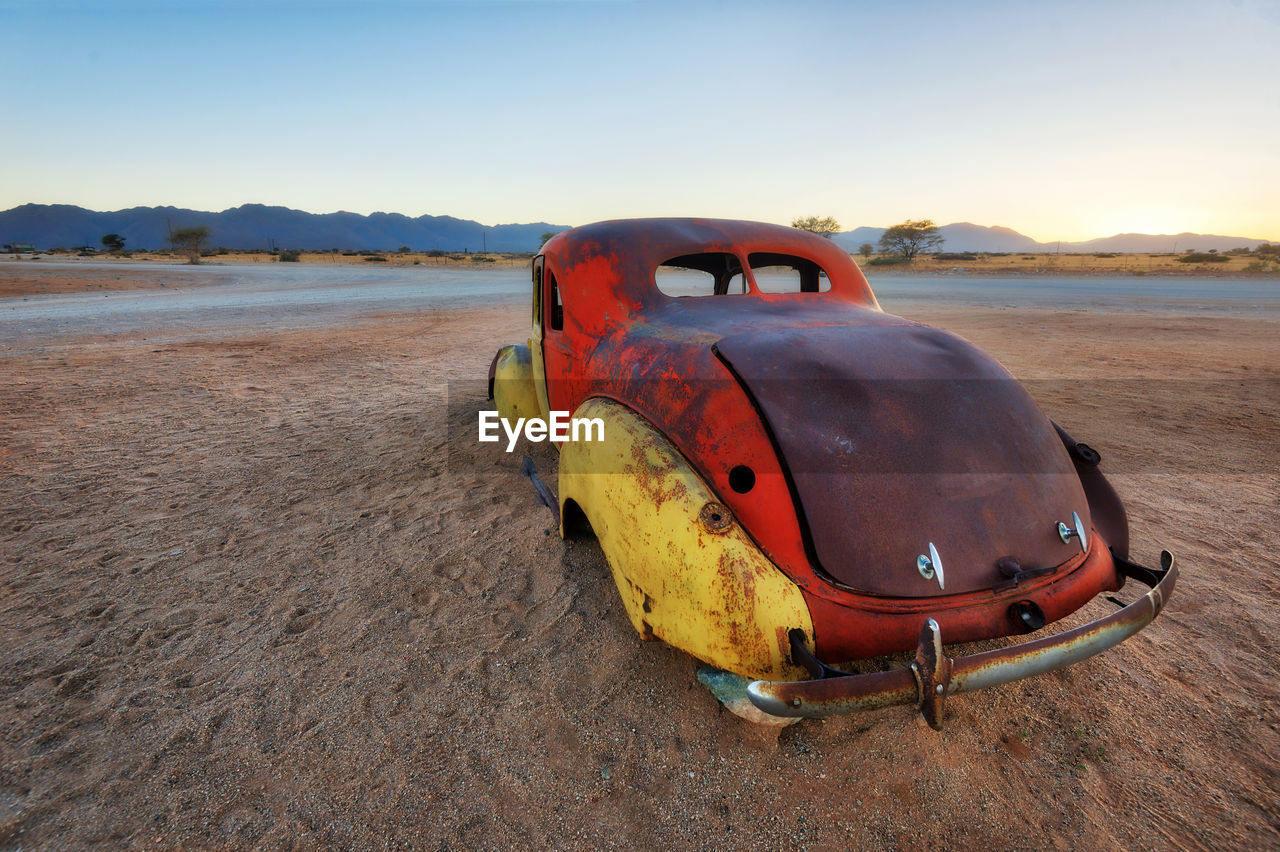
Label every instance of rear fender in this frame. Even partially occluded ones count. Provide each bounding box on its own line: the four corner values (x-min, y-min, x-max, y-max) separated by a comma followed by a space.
558, 397, 813, 681
490, 344, 546, 424
1054, 422, 1129, 559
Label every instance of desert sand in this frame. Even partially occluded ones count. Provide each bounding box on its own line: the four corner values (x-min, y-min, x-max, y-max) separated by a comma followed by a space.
1, 266, 1277, 849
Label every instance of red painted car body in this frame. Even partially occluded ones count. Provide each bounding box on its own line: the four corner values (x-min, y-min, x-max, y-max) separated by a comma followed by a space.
496, 218, 1175, 725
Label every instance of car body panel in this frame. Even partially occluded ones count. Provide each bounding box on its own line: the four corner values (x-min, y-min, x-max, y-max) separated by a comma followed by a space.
558, 397, 814, 680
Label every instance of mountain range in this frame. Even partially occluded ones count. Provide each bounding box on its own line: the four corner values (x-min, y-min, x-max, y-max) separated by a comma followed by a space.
0, 204, 1271, 254
830, 222, 1272, 254
0, 204, 560, 253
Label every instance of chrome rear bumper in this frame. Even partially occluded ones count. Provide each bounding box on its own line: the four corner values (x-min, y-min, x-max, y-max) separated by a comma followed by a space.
747, 550, 1177, 729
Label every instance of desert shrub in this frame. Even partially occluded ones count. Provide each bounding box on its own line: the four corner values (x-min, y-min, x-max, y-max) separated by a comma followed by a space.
1022, 255, 1036, 260
936, 252, 978, 261
1244, 261, 1273, 272
1256, 243, 1278, 256
342, 251, 360, 256
471, 255, 496, 263
363, 255, 387, 262
426, 250, 444, 258
1093, 252, 1117, 258
868, 256, 910, 266
279, 249, 301, 262
1177, 252, 1229, 263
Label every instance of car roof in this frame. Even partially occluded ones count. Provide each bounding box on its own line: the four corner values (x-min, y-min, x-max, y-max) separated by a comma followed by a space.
545, 217, 843, 266
542, 217, 878, 313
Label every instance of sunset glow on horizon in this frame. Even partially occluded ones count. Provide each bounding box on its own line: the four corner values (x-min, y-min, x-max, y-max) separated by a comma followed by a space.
1, 0, 1276, 241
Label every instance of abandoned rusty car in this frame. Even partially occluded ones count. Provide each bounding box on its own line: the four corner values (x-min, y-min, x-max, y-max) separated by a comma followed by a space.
487, 218, 1176, 728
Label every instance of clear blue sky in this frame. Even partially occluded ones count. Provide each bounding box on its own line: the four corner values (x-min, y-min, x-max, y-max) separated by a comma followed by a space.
2, 0, 1276, 240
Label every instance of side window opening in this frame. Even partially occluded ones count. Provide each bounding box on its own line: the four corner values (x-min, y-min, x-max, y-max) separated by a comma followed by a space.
655, 252, 746, 297
547, 269, 564, 331
532, 255, 544, 330
748, 252, 831, 293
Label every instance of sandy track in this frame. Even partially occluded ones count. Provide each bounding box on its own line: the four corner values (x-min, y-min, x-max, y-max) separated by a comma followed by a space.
1, 280, 1277, 848
0, 264, 230, 298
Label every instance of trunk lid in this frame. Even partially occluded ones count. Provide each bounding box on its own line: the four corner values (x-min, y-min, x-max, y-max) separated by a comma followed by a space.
715, 323, 1089, 597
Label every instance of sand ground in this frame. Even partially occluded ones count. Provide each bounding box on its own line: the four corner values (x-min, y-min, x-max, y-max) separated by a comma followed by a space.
1, 268, 1277, 849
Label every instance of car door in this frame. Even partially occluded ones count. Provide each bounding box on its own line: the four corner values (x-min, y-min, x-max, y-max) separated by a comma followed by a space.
539, 259, 574, 415
528, 255, 553, 419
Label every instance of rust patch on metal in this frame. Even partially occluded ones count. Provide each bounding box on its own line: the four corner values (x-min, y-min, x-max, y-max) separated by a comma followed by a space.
699, 502, 733, 534
911, 619, 953, 730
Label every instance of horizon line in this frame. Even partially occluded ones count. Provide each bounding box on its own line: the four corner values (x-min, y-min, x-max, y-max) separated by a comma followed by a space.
2, 201, 1275, 245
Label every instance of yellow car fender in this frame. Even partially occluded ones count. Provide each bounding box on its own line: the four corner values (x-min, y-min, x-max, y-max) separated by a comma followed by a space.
491, 344, 546, 424
558, 396, 813, 681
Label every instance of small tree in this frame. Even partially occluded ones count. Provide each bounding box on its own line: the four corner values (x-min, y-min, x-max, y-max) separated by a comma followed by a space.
101, 233, 126, 252
878, 219, 943, 260
169, 226, 210, 264
791, 216, 842, 239
540, 231, 557, 246
858, 242, 874, 258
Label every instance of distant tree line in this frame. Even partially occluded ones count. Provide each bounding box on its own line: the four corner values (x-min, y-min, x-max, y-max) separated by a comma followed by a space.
169, 226, 210, 264
878, 220, 943, 260
790, 216, 842, 239
790, 216, 947, 262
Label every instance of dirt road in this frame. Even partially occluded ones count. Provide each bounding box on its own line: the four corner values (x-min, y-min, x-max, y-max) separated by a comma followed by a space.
1, 269, 1277, 849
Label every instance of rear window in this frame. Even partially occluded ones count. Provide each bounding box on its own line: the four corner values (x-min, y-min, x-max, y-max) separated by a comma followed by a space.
655, 251, 831, 296
748, 252, 831, 293
655, 252, 746, 297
